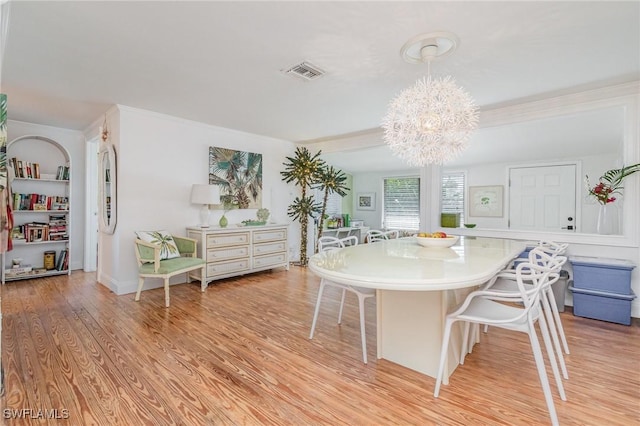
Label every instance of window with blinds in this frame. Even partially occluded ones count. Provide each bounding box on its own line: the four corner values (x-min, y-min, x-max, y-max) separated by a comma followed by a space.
441, 172, 465, 225
313, 188, 342, 217
383, 177, 420, 230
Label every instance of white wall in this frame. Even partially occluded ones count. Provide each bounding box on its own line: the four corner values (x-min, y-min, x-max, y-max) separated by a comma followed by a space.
98, 106, 297, 295
443, 152, 620, 232
6, 120, 86, 271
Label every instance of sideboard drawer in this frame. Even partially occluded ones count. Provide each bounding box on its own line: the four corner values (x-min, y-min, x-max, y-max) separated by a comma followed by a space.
187, 225, 289, 287
207, 246, 250, 262
253, 253, 287, 269
207, 232, 250, 248
253, 241, 286, 257
207, 259, 250, 277
253, 229, 287, 243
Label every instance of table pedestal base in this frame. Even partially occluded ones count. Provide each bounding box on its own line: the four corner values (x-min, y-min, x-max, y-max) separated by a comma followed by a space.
376, 287, 477, 382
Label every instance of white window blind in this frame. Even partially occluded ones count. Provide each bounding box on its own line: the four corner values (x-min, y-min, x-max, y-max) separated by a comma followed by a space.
383, 177, 420, 230
313, 188, 342, 216
441, 172, 465, 225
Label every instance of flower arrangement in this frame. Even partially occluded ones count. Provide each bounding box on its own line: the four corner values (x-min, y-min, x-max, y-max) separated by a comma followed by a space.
586, 163, 640, 205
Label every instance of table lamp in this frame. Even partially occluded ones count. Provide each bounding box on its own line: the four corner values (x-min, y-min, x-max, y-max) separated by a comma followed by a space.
191, 184, 220, 227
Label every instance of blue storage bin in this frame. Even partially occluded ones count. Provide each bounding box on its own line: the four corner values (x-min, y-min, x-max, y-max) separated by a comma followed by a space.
517, 245, 536, 259
569, 286, 636, 326
569, 256, 635, 294
513, 245, 538, 270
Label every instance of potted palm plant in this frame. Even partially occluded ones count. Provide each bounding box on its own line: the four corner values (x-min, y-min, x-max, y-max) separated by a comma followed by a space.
280, 147, 324, 266
314, 165, 349, 252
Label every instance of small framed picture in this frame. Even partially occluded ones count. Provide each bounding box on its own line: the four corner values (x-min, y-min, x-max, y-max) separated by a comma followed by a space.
469, 185, 503, 217
357, 192, 375, 211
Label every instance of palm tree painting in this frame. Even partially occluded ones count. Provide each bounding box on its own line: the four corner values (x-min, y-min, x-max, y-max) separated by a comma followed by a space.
208, 146, 262, 209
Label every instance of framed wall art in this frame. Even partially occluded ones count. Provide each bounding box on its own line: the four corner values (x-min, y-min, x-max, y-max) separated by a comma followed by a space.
469, 185, 503, 217
209, 146, 262, 209
357, 192, 375, 211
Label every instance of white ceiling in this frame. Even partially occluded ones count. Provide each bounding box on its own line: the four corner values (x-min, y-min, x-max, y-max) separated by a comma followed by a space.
1, 1, 638, 171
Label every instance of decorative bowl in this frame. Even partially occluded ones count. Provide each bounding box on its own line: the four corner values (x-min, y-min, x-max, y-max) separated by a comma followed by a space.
415, 235, 459, 248
464, 224, 477, 228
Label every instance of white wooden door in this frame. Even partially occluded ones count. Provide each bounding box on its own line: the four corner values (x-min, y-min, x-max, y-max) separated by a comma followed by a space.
509, 164, 576, 231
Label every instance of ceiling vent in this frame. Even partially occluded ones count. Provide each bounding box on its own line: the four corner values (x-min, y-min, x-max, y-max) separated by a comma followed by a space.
283, 61, 325, 81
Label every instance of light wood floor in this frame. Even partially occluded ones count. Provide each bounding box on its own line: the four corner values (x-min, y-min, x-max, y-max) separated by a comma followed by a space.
1, 267, 639, 425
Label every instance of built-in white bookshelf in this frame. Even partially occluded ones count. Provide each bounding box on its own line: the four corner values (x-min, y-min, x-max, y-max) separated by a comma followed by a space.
2, 135, 71, 283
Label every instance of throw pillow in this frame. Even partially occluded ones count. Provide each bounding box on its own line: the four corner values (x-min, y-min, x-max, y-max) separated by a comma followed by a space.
135, 230, 180, 260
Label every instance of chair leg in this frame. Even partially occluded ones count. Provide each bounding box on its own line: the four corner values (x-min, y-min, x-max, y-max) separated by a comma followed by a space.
470, 323, 480, 350
541, 291, 569, 379
357, 293, 368, 364
309, 281, 326, 339
527, 319, 560, 426
434, 318, 455, 397
538, 312, 566, 401
460, 321, 471, 365
337, 289, 347, 324
547, 287, 570, 354
135, 277, 144, 302
200, 266, 207, 292
164, 278, 170, 308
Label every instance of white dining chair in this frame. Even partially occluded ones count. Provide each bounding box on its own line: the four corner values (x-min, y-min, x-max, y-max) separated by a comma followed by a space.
520, 241, 570, 355
434, 260, 565, 426
309, 236, 375, 363
365, 229, 399, 243
481, 242, 571, 377
335, 227, 357, 243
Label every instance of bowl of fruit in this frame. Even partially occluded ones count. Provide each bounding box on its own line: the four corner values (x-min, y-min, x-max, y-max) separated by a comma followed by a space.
415, 232, 459, 248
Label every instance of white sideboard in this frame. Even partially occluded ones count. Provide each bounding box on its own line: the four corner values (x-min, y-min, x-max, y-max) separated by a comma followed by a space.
186, 224, 289, 287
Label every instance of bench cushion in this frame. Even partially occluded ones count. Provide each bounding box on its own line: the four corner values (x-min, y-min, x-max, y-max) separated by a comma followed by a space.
139, 256, 204, 275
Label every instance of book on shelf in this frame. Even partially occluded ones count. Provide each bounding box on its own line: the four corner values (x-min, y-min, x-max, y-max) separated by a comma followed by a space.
10, 264, 32, 273
12, 212, 68, 242
26, 223, 49, 242
5, 264, 33, 276
48, 213, 68, 240
56, 165, 70, 180
12, 193, 69, 211
10, 157, 41, 179
55, 248, 69, 271
11, 226, 25, 240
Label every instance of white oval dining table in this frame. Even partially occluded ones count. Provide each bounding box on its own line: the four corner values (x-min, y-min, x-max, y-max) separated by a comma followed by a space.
309, 236, 526, 380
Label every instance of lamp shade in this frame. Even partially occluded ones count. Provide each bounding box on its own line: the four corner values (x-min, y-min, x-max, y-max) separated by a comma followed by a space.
190, 184, 220, 205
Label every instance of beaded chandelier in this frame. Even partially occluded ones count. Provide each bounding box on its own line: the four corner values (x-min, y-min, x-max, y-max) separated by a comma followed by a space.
382, 32, 478, 166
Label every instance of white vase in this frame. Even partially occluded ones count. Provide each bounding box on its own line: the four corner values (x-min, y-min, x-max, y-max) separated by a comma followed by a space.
596, 203, 619, 235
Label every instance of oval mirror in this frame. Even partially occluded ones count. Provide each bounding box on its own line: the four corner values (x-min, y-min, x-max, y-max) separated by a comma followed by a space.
98, 143, 117, 234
